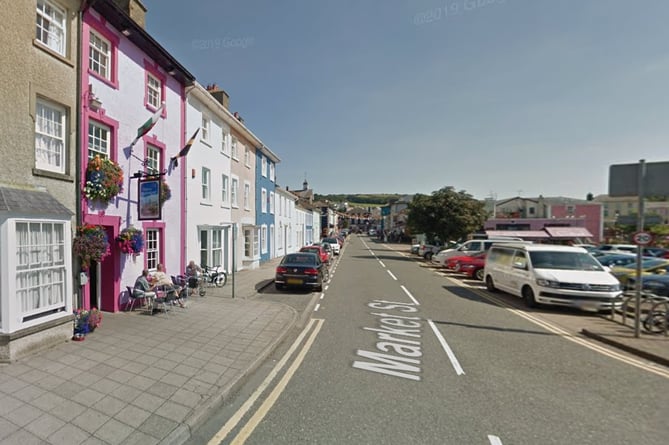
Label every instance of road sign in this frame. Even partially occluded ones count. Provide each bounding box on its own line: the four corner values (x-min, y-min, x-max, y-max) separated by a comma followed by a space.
632, 231, 653, 246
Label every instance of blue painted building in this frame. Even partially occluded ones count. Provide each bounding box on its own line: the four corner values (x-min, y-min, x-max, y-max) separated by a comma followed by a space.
256, 146, 280, 263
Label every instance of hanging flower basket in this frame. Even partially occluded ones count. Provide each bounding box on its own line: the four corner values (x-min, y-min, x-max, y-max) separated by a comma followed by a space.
73, 224, 110, 270
115, 226, 145, 254
83, 155, 124, 205
160, 179, 171, 207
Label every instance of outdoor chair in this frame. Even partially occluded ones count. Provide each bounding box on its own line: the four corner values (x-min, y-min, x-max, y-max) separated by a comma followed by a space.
126, 286, 154, 312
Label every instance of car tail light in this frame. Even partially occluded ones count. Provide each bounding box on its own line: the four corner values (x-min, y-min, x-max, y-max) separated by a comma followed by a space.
276, 266, 288, 273
304, 268, 319, 275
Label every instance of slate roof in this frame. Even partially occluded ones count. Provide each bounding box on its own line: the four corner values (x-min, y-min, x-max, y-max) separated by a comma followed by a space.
0, 186, 73, 215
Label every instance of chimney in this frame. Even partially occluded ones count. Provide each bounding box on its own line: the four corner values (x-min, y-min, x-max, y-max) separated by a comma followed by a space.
113, 0, 147, 29
206, 83, 230, 109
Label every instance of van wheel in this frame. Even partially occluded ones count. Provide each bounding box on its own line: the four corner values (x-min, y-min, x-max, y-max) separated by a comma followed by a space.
475, 269, 485, 281
485, 276, 497, 292
522, 286, 538, 308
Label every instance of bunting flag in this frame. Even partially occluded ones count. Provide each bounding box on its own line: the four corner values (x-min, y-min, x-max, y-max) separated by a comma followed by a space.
130, 103, 165, 147
170, 128, 200, 168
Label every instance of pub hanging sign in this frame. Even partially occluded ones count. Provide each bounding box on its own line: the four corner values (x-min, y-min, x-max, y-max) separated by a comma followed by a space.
138, 177, 162, 220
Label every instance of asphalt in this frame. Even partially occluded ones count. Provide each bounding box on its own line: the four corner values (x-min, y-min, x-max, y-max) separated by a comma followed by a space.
0, 245, 667, 445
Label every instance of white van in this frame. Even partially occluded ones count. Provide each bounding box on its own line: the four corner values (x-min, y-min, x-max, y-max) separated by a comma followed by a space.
483, 243, 622, 311
431, 237, 526, 268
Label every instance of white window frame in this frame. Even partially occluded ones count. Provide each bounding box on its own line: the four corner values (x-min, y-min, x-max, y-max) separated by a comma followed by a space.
244, 228, 252, 258
146, 145, 161, 175
261, 156, 267, 177
147, 73, 162, 109
200, 228, 223, 268
231, 177, 239, 207
89, 29, 111, 80
244, 182, 250, 210
201, 115, 210, 142
35, 98, 66, 174
231, 137, 238, 159
202, 167, 211, 202
36, 0, 66, 56
244, 147, 251, 167
270, 191, 275, 214
269, 163, 275, 182
15, 220, 68, 321
221, 128, 229, 154
87, 120, 109, 160
146, 229, 160, 271
261, 225, 267, 254
261, 188, 267, 213
221, 174, 229, 204
254, 228, 260, 257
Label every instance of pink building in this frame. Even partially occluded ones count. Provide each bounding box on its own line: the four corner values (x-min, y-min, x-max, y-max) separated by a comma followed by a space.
79, 0, 194, 312
485, 196, 603, 243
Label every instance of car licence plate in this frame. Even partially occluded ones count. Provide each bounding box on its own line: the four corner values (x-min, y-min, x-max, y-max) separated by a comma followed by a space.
287, 278, 303, 285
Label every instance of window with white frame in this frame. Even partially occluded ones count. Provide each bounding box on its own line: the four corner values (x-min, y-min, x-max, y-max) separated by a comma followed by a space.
261, 225, 267, 254
36, 0, 66, 56
147, 73, 161, 109
15, 221, 67, 318
201, 115, 210, 142
231, 137, 238, 159
221, 128, 228, 154
231, 177, 239, 207
244, 182, 250, 210
254, 228, 260, 257
87, 120, 109, 160
146, 229, 160, 270
35, 98, 66, 174
202, 167, 211, 201
221, 174, 229, 204
146, 145, 160, 175
200, 228, 223, 268
261, 188, 267, 213
244, 147, 251, 167
244, 228, 252, 257
89, 30, 111, 80
261, 156, 267, 177
270, 191, 275, 214
278, 223, 283, 249
269, 163, 275, 182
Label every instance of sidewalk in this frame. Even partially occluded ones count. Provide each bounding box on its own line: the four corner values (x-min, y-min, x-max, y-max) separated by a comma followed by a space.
0, 258, 292, 445
0, 251, 667, 445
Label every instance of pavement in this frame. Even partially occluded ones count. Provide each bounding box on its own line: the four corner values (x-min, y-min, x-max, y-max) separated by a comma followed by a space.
0, 247, 668, 445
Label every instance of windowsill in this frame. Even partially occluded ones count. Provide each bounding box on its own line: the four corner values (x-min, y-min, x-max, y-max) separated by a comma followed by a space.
232, 204, 239, 209
200, 201, 213, 206
221, 204, 231, 209
201, 139, 212, 148
33, 40, 74, 67
32, 168, 75, 182
220, 151, 230, 158
87, 69, 118, 89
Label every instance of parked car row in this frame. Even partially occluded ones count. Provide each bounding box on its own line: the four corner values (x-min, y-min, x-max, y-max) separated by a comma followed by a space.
414, 238, 669, 311
274, 233, 348, 292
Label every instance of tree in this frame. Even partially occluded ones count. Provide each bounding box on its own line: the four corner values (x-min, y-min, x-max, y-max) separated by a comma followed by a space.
406, 187, 488, 243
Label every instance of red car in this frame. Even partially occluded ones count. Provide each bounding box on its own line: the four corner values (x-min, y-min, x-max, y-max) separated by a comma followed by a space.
300, 245, 331, 265
446, 252, 487, 280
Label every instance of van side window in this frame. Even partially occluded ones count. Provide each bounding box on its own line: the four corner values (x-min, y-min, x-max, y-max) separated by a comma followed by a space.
512, 252, 527, 269
463, 241, 482, 251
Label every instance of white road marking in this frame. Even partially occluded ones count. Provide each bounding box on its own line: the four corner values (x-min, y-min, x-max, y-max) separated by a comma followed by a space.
379, 260, 386, 268
231, 319, 325, 444
319, 294, 324, 299
488, 435, 503, 445
207, 319, 324, 445
401, 285, 420, 305
427, 319, 465, 375
314, 303, 320, 312
387, 270, 398, 280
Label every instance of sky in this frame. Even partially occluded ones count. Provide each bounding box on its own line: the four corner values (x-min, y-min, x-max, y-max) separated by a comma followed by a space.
143, 0, 669, 200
